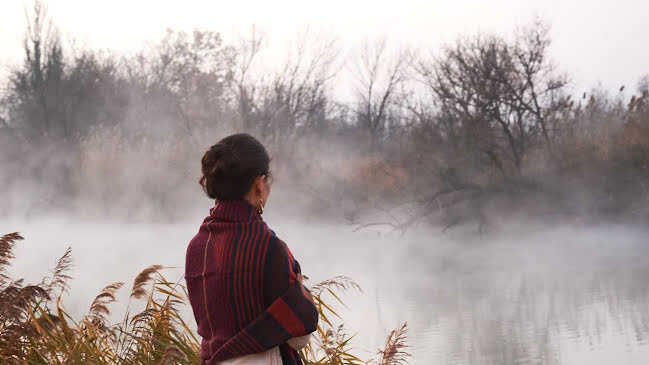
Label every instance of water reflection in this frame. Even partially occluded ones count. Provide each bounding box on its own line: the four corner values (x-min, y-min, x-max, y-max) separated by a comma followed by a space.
384, 224, 649, 364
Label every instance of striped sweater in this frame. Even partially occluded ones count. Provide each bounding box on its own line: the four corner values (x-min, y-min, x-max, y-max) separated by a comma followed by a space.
185, 200, 319, 364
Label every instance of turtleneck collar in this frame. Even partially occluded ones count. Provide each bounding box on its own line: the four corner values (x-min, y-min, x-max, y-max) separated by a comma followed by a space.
209, 199, 262, 222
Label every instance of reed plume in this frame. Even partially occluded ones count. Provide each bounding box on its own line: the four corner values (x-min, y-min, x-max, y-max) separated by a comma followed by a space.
311, 275, 362, 296
131, 265, 164, 300
0, 233, 57, 361
377, 322, 410, 365
46, 246, 73, 295
87, 282, 124, 331
0, 232, 23, 281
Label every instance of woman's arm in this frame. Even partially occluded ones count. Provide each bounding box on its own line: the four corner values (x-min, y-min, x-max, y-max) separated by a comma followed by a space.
286, 273, 313, 351
209, 235, 319, 360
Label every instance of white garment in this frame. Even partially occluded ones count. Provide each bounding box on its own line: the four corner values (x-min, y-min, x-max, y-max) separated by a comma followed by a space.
286, 335, 310, 351
215, 346, 282, 365
215, 334, 311, 365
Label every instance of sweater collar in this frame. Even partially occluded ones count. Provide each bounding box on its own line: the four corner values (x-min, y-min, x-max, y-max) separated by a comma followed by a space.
209, 199, 262, 222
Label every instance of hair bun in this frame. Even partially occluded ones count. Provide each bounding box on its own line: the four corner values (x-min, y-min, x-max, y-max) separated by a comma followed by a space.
206, 145, 239, 178
199, 134, 270, 201
209, 148, 239, 177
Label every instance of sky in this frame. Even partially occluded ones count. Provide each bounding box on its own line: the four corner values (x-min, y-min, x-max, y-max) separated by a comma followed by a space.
1, 0, 648, 94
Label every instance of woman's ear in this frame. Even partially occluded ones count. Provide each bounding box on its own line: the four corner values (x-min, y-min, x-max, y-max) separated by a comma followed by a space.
255, 175, 265, 195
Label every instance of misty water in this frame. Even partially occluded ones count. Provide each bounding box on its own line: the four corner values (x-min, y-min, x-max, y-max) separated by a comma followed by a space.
5, 213, 649, 365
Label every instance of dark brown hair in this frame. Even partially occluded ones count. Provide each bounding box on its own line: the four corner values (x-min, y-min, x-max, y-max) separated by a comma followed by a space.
199, 133, 270, 201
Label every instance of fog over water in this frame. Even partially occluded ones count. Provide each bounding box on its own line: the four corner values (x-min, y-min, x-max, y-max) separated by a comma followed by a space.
6, 211, 649, 364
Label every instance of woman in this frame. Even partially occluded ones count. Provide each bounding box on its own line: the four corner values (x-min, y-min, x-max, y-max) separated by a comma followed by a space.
185, 133, 318, 365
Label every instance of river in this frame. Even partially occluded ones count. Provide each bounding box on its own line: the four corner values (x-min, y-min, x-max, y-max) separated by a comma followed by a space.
4, 213, 649, 364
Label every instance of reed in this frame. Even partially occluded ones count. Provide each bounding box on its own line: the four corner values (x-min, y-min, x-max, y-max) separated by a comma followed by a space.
0, 232, 410, 365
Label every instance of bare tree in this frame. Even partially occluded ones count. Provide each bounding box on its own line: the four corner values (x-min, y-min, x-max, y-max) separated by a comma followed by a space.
231, 29, 341, 150
121, 29, 236, 140
354, 40, 410, 148
415, 21, 568, 174
231, 26, 265, 133
7, 0, 64, 139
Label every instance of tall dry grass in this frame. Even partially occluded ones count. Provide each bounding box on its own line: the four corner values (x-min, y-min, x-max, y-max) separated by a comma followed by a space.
0, 232, 410, 365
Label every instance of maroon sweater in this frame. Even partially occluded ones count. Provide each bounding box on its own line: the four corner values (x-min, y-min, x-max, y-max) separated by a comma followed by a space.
185, 200, 318, 364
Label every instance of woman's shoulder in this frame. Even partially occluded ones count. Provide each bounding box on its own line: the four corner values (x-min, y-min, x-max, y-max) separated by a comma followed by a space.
257, 222, 283, 249
193, 217, 287, 255
250, 220, 275, 239
255, 223, 294, 255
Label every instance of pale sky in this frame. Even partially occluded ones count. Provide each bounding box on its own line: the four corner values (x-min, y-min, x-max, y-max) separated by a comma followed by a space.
1, 0, 648, 94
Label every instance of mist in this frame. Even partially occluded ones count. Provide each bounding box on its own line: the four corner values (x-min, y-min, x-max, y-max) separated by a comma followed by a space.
2, 1, 649, 364
6, 216, 649, 364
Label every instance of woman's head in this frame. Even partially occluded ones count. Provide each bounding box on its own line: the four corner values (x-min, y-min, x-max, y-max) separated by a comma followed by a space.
199, 133, 272, 210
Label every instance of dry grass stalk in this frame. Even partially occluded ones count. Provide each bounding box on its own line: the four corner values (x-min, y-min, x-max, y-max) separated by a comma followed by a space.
87, 282, 124, 330
0, 232, 23, 281
158, 345, 187, 364
1, 232, 56, 362
131, 265, 164, 300
377, 322, 410, 365
0, 232, 49, 328
46, 246, 73, 295
311, 275, 363, 296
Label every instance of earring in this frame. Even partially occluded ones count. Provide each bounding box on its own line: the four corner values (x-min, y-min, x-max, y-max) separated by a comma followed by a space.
258, 193, 264, 215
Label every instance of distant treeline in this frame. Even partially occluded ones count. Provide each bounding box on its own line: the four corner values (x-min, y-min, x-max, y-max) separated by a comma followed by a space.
1, 3, 648, 227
